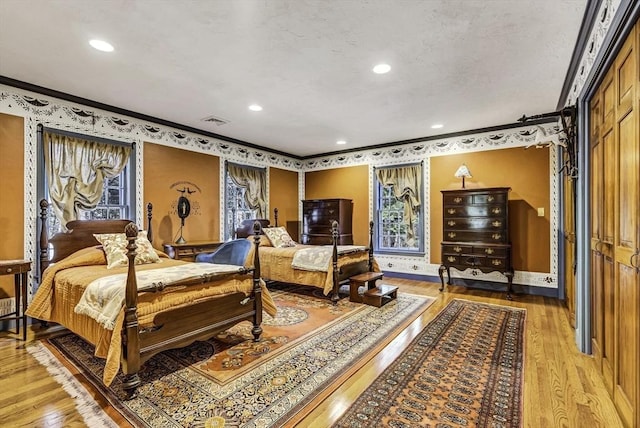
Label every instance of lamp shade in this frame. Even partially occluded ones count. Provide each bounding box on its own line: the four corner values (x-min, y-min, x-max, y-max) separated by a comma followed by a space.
454, 164, 472, 179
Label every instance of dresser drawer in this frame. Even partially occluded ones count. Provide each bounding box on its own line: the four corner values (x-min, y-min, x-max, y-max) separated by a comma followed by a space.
302, 234, 353, 245
472, 192, 507, 204
443, 230, 508, 243
443, 194, 472, 205
304, 224, 334, 234
472, 246, 509, 257
443, 217, 507, 230
442, 244, 473, 255
443, 205, 506, 217
449, 255, 485, 268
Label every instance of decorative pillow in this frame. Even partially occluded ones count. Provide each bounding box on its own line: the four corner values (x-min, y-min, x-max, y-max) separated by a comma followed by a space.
258, 234, 273, 247
263, 227, 296, 248
94, 231, 161, 269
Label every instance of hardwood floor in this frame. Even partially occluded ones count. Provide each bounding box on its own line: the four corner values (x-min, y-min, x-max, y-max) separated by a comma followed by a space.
0, 278, 622, 427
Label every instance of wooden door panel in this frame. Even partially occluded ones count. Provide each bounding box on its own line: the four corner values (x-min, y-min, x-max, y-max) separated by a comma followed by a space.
602, 253, 615, 393
591, 251, 604, 369
617, 37, 634, 117
617, 112, 638, 249
603, 130, 615, 243
615, 263, 638, 427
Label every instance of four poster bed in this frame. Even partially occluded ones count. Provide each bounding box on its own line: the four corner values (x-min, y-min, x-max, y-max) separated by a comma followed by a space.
235, 209, 378, 302
27, 200, 276, 396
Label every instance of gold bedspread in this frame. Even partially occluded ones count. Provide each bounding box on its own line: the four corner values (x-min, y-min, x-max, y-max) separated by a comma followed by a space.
26, 246, 277, 386
255, 244, 377, 295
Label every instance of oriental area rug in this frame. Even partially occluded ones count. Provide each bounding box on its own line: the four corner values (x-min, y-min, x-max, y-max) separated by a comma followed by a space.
28, 283, 434, 428
333, 299, 526, 428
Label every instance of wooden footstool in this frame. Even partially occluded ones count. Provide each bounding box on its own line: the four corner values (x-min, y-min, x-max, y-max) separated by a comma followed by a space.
362, 284, 398, 307
349, 271, 384, 303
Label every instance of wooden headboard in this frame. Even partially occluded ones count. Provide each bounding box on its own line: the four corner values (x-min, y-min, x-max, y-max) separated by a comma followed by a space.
235, 218, 270, 238
38, 199, 154, 275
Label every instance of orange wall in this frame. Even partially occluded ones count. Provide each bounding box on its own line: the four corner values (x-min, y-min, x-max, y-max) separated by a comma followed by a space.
143, 143, 220, 248
430, 147, 550, 272
0, 113, 25, 297
269, 167, 299, 239
305, 165, 370, 246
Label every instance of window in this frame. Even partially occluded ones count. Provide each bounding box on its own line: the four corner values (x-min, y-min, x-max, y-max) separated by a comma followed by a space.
224, 162, 267, 240
38, 126, 134, 239
77, 171, 129, 221
374, 163, 423, 254
225, 174, 257, 240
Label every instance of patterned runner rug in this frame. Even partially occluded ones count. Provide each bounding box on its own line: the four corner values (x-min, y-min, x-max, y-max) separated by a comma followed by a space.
334, 298, 526, 428
30, 284, 434, 427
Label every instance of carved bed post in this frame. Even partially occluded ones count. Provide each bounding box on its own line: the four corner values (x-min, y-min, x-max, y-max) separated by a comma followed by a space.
121, 222, 141, 396
146, 202, 153, 243
331, 220, 340, 303
251, 221, 263, 342
368, 220, 374, 272
39, 199, 50, 276
274, 207, 278, 227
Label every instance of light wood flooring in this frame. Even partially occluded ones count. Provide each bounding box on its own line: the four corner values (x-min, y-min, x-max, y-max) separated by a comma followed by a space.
0, 278, 623, 427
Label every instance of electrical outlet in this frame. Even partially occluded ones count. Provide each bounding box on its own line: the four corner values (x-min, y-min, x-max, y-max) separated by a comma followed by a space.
537, 207, 545, 217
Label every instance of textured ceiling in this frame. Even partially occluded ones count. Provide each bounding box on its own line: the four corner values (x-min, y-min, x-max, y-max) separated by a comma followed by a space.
0, 0, 586, 157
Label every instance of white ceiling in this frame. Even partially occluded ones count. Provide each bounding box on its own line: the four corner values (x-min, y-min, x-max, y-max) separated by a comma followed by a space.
0, 0, 586, 157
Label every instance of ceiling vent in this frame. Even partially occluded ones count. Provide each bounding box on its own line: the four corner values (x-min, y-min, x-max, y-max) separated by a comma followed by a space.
201, 115, 229, 126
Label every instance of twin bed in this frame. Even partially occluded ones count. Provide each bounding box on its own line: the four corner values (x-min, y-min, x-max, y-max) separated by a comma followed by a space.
235, 211, 377, 302
27, 200, 275, 395
27, 202, 377, 394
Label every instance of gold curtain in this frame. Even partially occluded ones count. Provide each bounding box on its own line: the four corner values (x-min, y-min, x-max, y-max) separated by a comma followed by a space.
44, 131, 131, 230
227, 163, 267, 218
375, 164, 422, 245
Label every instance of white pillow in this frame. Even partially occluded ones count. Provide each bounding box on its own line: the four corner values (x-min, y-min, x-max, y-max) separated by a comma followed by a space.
94, 231, 161, 269
263, 227, 296, 248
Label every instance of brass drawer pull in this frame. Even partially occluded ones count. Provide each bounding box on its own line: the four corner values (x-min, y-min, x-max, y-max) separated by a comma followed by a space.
492, 233, 502, 240
492, 259, 502, 266
447, 220, 456, 226
488, 196, 495, 202
447, 208, 456, 214
492, 221, 502, 227
454, 246, 462, 253
448, 232, 457, 239
485, 248, 494, 255
491, 207, 502, 214
453, 197, 462, 203
447, 256, 456, 262
631, 249, 639, 268
6, 268, 12, 273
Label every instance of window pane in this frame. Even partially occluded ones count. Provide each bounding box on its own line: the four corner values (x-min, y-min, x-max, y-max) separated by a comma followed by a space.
92, 208, 107, 220
225, 175, 257, 240
108, 176, 120, 186
377, 182, 420, 252
107, 188, 120, 204
108, 208, 122, 219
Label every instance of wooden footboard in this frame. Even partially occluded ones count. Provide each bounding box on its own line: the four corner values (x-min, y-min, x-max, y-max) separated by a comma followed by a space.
329, 220, 375, 302
38, 199, 264, 396
120, 221, 263, 395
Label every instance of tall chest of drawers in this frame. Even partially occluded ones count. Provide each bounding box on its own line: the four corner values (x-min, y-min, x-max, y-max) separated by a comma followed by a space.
438, 187, 514, 299
302, 198, 353, 245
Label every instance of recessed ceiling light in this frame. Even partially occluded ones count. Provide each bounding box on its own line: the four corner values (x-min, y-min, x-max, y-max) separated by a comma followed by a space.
336, 140, 347, 145
372, 63, 391, 74
89, 39, 114, 52
431, 123, 444, 129
248, 104, 263, 112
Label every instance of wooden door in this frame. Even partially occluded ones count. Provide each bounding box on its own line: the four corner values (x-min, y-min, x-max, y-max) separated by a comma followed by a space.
613, 28, 639, 428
